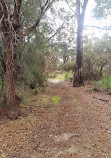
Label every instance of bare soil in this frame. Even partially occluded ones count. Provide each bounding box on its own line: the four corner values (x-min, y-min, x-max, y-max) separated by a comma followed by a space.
0, 80, 111, 158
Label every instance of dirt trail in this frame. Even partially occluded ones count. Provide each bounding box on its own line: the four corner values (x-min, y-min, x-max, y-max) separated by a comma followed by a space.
0, 80, 111, 158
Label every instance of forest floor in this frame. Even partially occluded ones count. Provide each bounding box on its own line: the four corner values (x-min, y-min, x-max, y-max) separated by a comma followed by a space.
0, 78, 111, 158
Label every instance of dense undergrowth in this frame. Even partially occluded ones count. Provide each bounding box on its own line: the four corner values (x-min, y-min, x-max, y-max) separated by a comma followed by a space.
49, 69, 111, 93
58, 60, 111, 92
49, 70, 74, 82
94, 75, 111, 92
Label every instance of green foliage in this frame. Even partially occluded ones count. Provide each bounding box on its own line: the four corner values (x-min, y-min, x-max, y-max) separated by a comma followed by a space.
52, 96, 61, 104
99, 75, 111, 89
49, 72, 57, 78
17, 84, 30, 104
34, 87, 39, 94
27, 123, 31, 127
17, 31, 48, 88
58, 61, 75, 72
63, 70, 74, 81
94, 0, 111, 18
64, 72, 68, 80
94, 75, 111, 91
68, 70, 74, 81
84, 36, 111, 80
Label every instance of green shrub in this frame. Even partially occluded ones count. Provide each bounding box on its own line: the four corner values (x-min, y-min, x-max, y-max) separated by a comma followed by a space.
100, 75, 111, 89
49, 72, 57, 78
68, 70, 74, 81
64, 72, 69, 80
34, 87, 39, 94
63, 70, 74, 81
58, 61, 75, 72
94, 75, 111, 91
52, 96, 61, 104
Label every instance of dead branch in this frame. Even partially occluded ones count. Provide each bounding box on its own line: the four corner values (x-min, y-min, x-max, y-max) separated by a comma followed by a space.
93, 96, 109, 102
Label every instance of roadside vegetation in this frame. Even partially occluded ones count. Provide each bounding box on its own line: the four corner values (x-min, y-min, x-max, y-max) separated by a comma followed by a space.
1, 0, 111, 157
0, 0, 111, 119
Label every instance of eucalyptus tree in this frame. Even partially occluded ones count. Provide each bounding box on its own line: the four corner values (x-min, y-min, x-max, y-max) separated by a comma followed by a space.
73, 0, 89, 87
94, 0, 111, 18
43, 0, 76, 64
0, 0, 56, 119
83, 34, 111, 80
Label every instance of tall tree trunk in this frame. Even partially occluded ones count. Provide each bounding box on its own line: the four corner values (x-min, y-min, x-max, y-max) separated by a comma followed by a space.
73, 18, 84, 86
73, 0, 88, 87
0, 0, 55, 119
0, 0, 22, 119
3, 37, 21, 119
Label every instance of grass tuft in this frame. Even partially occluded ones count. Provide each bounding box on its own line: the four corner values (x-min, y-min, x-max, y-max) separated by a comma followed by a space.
52, 96, 61, 104
94, 75, 111, 91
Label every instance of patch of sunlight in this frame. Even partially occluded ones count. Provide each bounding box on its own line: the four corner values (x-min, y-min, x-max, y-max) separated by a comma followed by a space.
53, 133, 74, 142
61, 75, 66, 81
52, 96, 61, 105
48, 78, 62, 83
48, 72, 66, 83
56, 74, 61, 79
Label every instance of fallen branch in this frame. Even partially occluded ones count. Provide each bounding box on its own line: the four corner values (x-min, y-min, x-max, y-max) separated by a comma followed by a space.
93, 96, 109, 102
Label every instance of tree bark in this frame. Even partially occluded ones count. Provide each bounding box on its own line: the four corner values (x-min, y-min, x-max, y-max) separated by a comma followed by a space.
3, 37, 21, 119
0, 0, 55, 119
73, 0, 88, 87
0, 0, 22, 119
